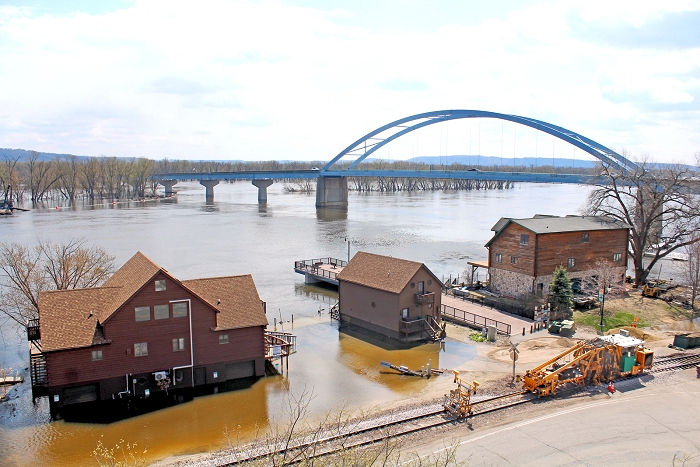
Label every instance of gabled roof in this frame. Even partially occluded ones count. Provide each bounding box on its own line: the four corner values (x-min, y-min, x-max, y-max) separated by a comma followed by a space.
337, 251, 439, 294
486, 215, 630, 247
39, 287, 121, 352
39, 252, 267, 352
182, 275, 267, 330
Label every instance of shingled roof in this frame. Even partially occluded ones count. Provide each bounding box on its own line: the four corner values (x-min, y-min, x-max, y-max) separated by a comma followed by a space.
486, 215, 630, 247
337, 251, 438, 294
39, 252, 267, 352
182, 275, 267, 330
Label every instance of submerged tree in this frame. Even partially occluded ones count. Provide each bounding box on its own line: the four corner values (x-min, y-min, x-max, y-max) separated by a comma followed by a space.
548, 266, 573, 321
0, 239, 114, 325
586, 162, 700, 287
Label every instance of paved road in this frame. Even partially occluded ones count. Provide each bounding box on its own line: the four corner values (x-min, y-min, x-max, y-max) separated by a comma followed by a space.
409, 371, 700, 466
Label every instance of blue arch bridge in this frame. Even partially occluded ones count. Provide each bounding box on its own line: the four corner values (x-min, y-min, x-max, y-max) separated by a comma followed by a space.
151, 110, 639, 209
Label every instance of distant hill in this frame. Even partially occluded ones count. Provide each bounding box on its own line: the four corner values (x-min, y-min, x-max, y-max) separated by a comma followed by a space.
0, 148, 93, 162
2, 148, 696, 171
405, 155, 597, 168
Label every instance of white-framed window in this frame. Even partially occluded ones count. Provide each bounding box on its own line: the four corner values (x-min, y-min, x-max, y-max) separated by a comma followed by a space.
582, 232, 589, 243
613, 252, 622, 262
154, 304, 169, 320
511, 256, 519, 265
134, 342, 148, 357
92, 350, 103, 361
401, 308, 409, 320
219, 334, 229, 344
495, 253, 503, 263
135, 306, 150, 322
568, 257, 576, 268
172, 337, 185, 352
172, 302, 188, 318
520, 234, 529, 245
155, 279, 166, 291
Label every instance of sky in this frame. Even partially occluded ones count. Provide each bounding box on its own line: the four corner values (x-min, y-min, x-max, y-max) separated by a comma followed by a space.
0, 0, 699, 164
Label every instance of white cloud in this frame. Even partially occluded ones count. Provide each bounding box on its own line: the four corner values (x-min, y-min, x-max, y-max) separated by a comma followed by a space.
0, 0, 698, 164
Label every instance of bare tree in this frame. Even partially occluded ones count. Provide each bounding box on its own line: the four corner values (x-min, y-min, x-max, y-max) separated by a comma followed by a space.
583, 259, 627, 331
81, 157, 102, 200
56, 156, 81, 201
586, 162, 700, 287
27, 151, 60, 202
685, 241, 700, 314
0, 239, 115, 325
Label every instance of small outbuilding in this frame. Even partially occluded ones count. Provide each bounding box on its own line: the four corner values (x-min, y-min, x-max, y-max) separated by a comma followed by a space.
337, 252, 443, 344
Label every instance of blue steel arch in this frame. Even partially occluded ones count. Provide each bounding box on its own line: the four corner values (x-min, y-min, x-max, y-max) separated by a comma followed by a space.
323, 110, 638, 172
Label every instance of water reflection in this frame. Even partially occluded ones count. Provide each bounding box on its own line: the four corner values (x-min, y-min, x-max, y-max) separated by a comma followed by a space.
200, 202, 219, 212
316, 208, 347, 221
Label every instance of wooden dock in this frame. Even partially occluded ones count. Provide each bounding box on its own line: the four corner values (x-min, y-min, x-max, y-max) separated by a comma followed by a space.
294, 257, 347, 286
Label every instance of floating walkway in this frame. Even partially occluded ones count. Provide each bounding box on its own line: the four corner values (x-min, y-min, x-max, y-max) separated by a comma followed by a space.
294, 257, 347, 286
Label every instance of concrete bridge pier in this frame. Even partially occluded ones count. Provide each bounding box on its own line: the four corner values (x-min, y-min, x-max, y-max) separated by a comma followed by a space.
252, 179, 273, 204
159, 179, 178, 196
200, 180, 219, 202
315, 176, 348, 209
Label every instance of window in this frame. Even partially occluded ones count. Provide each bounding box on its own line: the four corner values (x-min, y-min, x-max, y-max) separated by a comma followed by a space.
401, 308, 409, 320
613, 252, 622, 262
568, 257, 576, 268
155, 279, 166, 291
172, 302, 188, 318
92, 350, 103, 361
154, 304, 169, 320
219, 334, 229, 344
172, 337, 185, 352
520, 234, 529, 245
511, 256, 518, 265
134, 342, 148, 357
495, 253, 503, 263
135, 306, 150, 322
582, 232, 589, 243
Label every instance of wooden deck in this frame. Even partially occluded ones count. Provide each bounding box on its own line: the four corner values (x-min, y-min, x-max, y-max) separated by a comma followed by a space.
441, 293, 533, 336
294, 257, 346, 286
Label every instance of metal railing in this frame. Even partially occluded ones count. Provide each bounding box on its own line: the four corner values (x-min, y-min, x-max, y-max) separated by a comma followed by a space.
27, 318, 40, 341
294, 258, 347, 282
264, 331, 297, 358
399, 318, 426, 334
441, 304, 512, 335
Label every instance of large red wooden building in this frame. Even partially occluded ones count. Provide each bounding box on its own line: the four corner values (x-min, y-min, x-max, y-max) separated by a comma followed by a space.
28, 252, 268, 415
486, 215, 630, 298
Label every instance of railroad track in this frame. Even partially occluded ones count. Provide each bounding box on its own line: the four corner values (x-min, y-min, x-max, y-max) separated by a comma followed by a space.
211, 355, 699, 466
650, 352, 700, 373
213, 391, 531, 466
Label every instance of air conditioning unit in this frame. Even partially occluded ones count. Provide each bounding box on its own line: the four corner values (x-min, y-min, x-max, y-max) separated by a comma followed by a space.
154, 371, 168, 381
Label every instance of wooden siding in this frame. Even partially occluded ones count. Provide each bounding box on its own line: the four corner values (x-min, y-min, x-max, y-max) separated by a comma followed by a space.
488, 223, 536, 276
46, 271, 265, 388
339, 266, 441, 336
534, 229, 628, 276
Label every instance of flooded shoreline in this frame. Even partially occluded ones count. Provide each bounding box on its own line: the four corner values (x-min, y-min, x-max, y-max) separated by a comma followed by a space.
0, 182, 687, 465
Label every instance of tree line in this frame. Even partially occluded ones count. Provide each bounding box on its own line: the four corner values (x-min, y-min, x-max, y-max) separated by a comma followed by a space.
3, 152, 602, 205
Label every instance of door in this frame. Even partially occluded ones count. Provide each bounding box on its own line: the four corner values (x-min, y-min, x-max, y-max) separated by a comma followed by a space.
417, 281, 424, 294
194, 367, 206, 386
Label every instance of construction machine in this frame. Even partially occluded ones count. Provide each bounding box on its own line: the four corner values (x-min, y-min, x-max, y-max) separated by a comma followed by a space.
522, 332, 654, 397
443, 371, 479, 418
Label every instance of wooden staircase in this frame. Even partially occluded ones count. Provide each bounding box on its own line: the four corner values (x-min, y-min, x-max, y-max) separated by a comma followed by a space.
30, 353, 48, 388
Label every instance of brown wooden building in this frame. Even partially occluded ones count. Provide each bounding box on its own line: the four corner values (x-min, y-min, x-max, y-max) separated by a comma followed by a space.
28, 252, 268, 415
337, 252, 443, 344
485, 215, 630, 298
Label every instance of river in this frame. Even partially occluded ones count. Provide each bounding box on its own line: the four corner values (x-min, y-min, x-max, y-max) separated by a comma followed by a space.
0, 181, 684, 465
